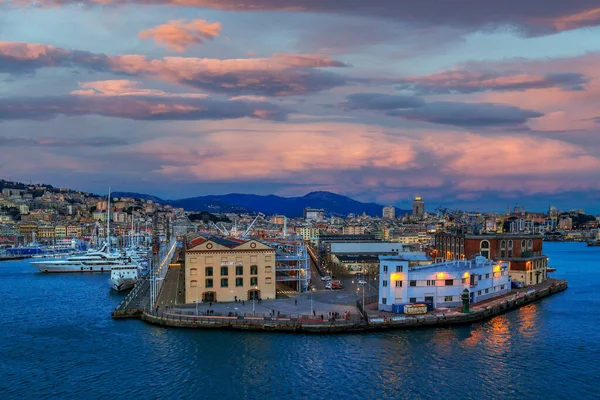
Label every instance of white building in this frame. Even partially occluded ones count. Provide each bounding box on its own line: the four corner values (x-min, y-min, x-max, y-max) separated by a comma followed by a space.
304, 208, 324, 222
382, 206, 395, 219
378, 256, 510, 312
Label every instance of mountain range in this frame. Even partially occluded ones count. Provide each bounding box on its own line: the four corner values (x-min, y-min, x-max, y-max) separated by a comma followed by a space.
111, 191, 408, 218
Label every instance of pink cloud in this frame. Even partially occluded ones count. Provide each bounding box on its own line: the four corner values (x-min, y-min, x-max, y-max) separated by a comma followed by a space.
0, 41, 349, 96
71, 80, 209, 98
138, 19, 223, 52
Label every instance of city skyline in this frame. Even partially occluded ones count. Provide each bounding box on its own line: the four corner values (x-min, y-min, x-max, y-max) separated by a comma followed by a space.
2, 2, 600, 212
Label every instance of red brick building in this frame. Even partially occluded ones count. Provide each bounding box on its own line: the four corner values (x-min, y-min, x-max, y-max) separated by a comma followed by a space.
434, 232, 547, 287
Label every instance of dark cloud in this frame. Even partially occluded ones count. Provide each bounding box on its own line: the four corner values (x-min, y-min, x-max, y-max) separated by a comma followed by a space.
387, 101, 544, 127
0, 42, 349, 96
343, 93, 424, 110
395, 70, 589, 95
0, 95, 289, 121
10, 0, 600, 36
0, 136, 130, 147
344, 93, 543, 127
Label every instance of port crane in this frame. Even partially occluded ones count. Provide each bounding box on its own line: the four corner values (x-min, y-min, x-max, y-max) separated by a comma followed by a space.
209, 221, 229, 236
242, 213, 265, 238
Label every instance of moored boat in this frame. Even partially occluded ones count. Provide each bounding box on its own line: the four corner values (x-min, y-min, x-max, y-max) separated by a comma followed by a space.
109, 264, 142, 291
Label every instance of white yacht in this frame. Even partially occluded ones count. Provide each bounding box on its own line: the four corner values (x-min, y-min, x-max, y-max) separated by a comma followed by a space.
31, 249, 129, 273
109, 264, 142, 291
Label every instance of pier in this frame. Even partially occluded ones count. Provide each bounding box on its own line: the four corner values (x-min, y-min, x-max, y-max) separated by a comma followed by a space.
134, 278, 568, 333
111, 239, 180, 319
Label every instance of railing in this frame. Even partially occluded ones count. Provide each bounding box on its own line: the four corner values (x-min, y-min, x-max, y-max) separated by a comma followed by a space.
149, 239, 178, 309
145, 310, 362, 326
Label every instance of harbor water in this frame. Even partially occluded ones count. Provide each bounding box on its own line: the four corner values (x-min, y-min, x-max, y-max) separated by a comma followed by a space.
1, 242, 598, 399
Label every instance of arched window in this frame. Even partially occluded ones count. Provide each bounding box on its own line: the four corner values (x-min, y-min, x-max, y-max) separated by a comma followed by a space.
521, 240, 526, 251
508, 240, 513, 257
480, 240, 490, 259
528, 239, 533, 249
501, 240, 506, 249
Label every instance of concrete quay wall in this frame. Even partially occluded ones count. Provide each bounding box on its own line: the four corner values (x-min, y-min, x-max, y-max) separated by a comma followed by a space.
139, 280, 568, 333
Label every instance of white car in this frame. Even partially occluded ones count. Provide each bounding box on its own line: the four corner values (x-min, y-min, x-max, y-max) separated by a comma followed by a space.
325, 282, 333, 290
357, 280, 367, 285
321, 276, 332, 281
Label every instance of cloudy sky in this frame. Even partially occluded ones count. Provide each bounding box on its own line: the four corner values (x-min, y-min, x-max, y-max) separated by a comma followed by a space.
1, 1, 600, 212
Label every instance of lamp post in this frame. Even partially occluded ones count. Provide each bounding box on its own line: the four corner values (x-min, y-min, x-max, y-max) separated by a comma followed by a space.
253, 285, 257, 314
196, 282, 199, 316
310, 287, 315, 316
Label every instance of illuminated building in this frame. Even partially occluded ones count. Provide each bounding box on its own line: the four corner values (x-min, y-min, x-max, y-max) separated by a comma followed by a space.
378, 255, 510, 312
434, 232, 548, 287
412, 197, 425, 219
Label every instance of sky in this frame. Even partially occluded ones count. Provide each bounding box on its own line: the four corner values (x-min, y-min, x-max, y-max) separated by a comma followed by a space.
1, 1, 600, 213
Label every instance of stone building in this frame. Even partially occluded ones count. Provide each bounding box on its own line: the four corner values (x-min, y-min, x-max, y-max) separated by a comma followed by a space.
185, 236, 276, 303
434, 232, 547, 287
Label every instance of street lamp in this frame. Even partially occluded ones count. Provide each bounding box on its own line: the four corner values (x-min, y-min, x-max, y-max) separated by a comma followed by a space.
195, 282, 200, 316
253, 286, 257, 314
310, 287, 315, 316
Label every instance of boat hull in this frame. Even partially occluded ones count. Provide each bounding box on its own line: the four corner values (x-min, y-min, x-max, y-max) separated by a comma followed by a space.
110, 277, 137, 292
31, 263, 113, 273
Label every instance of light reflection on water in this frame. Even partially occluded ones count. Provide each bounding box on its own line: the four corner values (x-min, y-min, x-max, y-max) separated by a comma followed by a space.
1, 242, 599, 400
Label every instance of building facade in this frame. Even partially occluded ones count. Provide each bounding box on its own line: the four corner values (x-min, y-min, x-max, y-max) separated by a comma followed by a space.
342, 225, 366, 235
304, 208, 324, 222
382, 206, 395, 219
378, 256, 510, 311
412, 197, 425, 219
298, 227, 320, 242
434, 232, 547, 287
185, 236, 276, 303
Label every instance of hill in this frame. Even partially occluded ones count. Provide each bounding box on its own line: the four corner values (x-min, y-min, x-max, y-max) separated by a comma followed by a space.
171, 191, 407, 217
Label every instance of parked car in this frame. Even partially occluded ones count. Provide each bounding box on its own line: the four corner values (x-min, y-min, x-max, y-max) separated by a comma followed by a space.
321, 276, 332, 281
331, 281, 343, 290
325, 282, 332, 290
357, 280, 367, 285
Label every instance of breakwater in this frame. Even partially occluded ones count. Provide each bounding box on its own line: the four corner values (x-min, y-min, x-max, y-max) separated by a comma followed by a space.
138, 279, 568, 333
